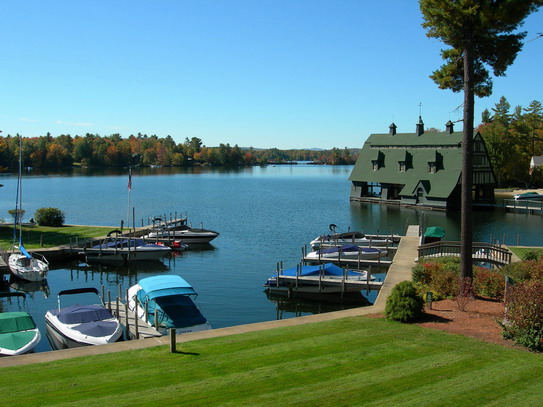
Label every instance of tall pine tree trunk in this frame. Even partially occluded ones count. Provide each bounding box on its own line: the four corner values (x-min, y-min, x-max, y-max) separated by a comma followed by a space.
461, 35, 474, 282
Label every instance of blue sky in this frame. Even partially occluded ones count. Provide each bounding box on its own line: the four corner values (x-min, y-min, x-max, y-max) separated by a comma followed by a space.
1, 1, 542, 149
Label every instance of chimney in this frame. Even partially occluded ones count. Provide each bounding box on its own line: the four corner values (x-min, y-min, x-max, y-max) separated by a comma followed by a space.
416, 116, 424, 136
445, 120, 454, 134
389, 122, 397, 136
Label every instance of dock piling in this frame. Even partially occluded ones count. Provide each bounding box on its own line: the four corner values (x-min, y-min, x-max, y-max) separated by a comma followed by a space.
169, 328, 176, 353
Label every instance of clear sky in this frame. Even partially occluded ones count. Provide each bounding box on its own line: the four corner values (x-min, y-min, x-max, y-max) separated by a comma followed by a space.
1, 1, 542, 149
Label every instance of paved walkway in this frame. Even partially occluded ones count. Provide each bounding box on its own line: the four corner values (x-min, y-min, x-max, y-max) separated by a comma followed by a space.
0, 226, 421, 368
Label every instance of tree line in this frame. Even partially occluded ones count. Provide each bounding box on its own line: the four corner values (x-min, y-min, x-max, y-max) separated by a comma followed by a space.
479, 97, 543, 187
0, 132, 358, 171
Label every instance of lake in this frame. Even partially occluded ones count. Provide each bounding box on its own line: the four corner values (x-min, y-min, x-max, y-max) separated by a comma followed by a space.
1, 164, 543, 353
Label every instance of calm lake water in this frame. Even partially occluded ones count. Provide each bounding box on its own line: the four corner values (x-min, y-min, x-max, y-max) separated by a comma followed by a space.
1, 164, 543, 353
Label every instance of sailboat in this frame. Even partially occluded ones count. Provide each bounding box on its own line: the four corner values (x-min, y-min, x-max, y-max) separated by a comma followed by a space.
8, 136, 49, 282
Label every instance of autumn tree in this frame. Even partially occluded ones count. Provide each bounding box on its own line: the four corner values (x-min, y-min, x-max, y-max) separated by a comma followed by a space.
420, 0, 541, 283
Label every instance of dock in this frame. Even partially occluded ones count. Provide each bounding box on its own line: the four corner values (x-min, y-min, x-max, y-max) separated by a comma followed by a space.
267, 275, 383, 295
106, 299, 162, 339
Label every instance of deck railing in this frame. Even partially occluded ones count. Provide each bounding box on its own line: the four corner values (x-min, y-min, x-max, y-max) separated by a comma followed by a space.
418, 241, 512, 266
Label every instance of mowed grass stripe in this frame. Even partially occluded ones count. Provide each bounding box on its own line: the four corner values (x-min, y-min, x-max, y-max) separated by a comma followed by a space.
1, 317, 541, 406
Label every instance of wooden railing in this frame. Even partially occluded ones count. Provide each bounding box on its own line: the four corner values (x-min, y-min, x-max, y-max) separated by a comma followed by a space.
418, 241, 512, 266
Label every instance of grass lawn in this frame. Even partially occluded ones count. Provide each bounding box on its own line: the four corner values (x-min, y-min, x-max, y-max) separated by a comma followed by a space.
0, 224, 114, 249
1, 316, 542, 406
508, 246, 543, 260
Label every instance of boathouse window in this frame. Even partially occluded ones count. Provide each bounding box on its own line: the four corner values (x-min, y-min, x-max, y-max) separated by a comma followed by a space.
428, 162, 437, 173
372, 160, 380, 171
398, 161, 406, 172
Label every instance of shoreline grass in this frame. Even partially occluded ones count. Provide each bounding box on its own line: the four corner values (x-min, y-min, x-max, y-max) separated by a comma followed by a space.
0, 316, 541, 406
0, 224, 114, 250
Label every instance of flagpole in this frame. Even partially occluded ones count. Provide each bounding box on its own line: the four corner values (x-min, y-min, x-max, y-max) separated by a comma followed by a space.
127, 167, 132, 231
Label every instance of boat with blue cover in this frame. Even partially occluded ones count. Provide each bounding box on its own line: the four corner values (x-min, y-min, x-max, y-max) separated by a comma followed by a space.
127, 275, 211, 335
82, 234, 171, 264
45, 288, 123, 349
305, 244, 386, 261
264, 263, 374, 294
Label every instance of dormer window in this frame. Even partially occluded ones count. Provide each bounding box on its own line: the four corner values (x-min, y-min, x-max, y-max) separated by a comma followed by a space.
398, 151, 412, 172
428, 151, 443, 173
372, 150, 384, 171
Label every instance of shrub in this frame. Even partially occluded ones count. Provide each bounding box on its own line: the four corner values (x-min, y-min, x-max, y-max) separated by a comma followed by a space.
34, 207, 65, 227
385, 281, 424, 322
502, 280, 543, 351
501, 259, 543, 283
473, 268, 505, 299
522, 250, 543, 261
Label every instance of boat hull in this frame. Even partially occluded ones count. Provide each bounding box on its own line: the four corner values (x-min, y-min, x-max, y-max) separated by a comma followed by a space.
305, 249, 386, 261
0, 328, 41, 356
145, 229, 219, 244
8, 253, 48, 282
44, 312, 123, 349
83, 248, 170, 263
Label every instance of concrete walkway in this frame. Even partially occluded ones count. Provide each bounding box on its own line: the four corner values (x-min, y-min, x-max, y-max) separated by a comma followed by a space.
0, 226, 421, 368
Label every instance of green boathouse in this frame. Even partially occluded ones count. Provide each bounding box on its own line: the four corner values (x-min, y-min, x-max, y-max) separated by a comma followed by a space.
349, 119, 496, 210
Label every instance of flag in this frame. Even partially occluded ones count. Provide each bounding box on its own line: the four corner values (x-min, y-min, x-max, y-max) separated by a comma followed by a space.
128, 168, 132, 191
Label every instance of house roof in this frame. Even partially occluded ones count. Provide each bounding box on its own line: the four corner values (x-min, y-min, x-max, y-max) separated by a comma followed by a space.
349, 131, 465, 199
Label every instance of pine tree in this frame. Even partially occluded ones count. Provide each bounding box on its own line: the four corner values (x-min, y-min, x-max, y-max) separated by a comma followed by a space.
419, 0, 542, 284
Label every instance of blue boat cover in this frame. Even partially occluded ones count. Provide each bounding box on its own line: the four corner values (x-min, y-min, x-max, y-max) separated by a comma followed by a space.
137, 275, 196, 302
317, 245, 381, 255
49, 304, 114, 324
145, 294, 208, 329
279, 263, 361, 277
71, 320, 119, 337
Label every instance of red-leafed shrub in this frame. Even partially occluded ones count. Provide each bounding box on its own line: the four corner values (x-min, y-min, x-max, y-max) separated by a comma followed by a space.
473, 268, 505, 299
502, 280, 543, 351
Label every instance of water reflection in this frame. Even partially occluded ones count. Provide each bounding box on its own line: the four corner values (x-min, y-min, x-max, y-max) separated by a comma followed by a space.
265, 291, 372, 319
9, 277, 50, 299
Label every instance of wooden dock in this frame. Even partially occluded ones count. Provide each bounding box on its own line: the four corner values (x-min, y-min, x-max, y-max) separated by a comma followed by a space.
106, 299, 161, 339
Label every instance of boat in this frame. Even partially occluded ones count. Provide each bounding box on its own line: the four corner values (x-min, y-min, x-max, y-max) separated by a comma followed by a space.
45, 288, 123, 349
8, 136, 49, 282
0, 292, 41, 356
305, 245, 386, 261
310, 231, 393, 249
145, 218, 219, 244
127, 275, 211, 335
264, 263, 375, 294
310, 224, 393, 249
145, 225, 219, 244
420, 226, 445, 245
81, 232, 171, 264
514, 191, 543, 201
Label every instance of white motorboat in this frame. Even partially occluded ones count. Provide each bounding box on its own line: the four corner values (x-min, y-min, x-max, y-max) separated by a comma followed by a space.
0, 293, 41, 356
128, 275, 211, 335
514, 191, 543, 201
305, 245, 386, 261
45, 288, 122, 349
310, 231, 393, 249
145, 225, 219, 244
82, 235, 171, 264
